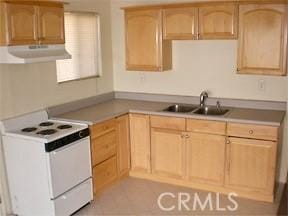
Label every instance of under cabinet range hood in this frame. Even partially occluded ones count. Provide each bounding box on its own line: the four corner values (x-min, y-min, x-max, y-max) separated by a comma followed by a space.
0, 44, 71, 64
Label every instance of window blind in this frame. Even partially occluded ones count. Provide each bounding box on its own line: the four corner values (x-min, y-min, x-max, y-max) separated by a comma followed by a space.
56, 12, 102, 83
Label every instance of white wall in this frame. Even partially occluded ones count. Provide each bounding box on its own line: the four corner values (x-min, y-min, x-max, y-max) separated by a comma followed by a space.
0, 0, 114, 120
111, 0, 287, 102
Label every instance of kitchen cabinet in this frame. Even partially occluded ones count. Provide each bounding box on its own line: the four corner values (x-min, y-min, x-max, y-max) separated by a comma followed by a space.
129, 113, 151, 173
90, 119, 118, 193
5, 3, 38, 45
116, 115, 130, 178
151, 128, 185, 179
92, 156, 117, 194
125, 9, 172, 71
0, 1, 65, 46
186, 132, 226, 185
186, 119, 226, 185
38, 6, 64, 44
237, 4, 287, 75
225, 137, 276, 195
163, 7, 198, 40
198, 4, 238, 39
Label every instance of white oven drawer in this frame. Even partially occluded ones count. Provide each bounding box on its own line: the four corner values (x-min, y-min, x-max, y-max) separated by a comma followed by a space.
47, 137, 92, 198
54, 178, 93, 216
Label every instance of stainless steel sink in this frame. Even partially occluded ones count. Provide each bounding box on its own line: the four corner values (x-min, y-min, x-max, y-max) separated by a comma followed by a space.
162, 104, 198, 113
193, 106, 230, 116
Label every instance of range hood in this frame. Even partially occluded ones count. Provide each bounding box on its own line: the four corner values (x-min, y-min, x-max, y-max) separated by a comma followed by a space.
0, 44, 71, 64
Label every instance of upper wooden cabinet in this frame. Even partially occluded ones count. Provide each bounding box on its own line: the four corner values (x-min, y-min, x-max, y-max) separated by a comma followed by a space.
198, 4, 238, 39
38, 6, 65, 44
5, 3, 38, 45
125, 9, 172, 71
163, 7, 198, 40
0, 1, 65, 46
237, 4, 287, 75
163, 4, 238, 40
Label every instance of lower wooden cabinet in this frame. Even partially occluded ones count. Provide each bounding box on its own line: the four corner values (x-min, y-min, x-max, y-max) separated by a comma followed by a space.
225, 137, 277, 194
116, 115, 130, 177
92, 156, 117, 194
129, 113, 151, 173
186, 132, 226, 185
151, 128, 185, 179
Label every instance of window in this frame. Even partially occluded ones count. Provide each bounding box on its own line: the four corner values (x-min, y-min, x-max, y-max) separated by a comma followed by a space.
56, 12, 102, 83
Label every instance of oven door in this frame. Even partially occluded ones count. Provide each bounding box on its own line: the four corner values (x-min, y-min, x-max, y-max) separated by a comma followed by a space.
46, 137, 92, 198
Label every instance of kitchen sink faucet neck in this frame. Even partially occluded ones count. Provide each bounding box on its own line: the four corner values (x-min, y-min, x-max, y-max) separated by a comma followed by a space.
200, 91, 209, 107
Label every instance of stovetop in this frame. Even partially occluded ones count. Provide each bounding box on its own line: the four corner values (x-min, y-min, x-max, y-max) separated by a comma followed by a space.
7, 119, 88, 142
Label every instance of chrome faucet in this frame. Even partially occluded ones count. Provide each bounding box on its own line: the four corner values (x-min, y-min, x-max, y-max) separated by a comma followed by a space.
200, 91, 208, 107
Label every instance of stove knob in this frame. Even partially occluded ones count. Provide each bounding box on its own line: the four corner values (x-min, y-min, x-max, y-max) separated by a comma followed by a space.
79, 131, 84, 138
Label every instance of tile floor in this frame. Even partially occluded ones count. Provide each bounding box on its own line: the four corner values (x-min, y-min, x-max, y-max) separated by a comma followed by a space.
75, 177, 283, 216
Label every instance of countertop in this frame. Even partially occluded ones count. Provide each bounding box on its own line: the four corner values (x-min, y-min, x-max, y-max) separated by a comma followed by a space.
53, 99, 286, 127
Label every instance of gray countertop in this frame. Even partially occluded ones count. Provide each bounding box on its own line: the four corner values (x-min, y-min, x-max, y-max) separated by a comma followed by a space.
53, 99, 285, 126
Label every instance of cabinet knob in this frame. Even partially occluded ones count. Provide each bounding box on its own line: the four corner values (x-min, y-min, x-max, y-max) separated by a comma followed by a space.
249, 130, 254, 134
181, 134, 185, 138
185, 135, 190, 139
226, 140, 230, 144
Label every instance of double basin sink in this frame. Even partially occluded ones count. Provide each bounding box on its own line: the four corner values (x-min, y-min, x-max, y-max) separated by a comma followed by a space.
162, 104, 230, 116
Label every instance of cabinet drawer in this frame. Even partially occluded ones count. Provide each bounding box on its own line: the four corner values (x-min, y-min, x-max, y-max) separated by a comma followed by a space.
187, 119, 226, 135
150, 115, 185, 131
91, 130, 117, 166
227, 123, 278, 141
90, 119, 116, 139
93, 156, 117, 193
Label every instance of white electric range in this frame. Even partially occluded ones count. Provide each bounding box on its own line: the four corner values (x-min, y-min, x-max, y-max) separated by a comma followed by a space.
0, 110, 93, 216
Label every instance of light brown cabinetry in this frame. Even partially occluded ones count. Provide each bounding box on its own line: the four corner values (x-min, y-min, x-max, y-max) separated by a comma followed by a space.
38, 6, 64, 44
198, 4, 238, 39
225, 137, 277, 195
163, 4, 238, 40
90, 119, 118, 193
5, 3, 38, 45
186, 119, 226, 185
237, 4, 287, 75
226, 122, 279, 200
186, 133, 226, 185
163, 7, 198, 40
0, 1, 65, 46
125, 9, 172, 71
129, 113, 151, 173
116, 115, 130, 177
151, 128, 185, 179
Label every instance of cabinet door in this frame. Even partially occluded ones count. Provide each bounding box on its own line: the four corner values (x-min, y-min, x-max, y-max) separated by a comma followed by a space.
6, 3, 38, 45
186, 133, 226, 185
163, 7, 198, 40
125, 9, 171, 71
199, 4, 238, 39
129, 114, 151, 173
225, 137, 277, 194
38, 6, 65, 44
151, 128, 185, 179
116, 115, 130, 177
237, 4, 287, 75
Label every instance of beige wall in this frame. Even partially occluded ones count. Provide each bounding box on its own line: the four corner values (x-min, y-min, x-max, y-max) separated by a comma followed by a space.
111, 0, 287, 102
0, 0, 114, 120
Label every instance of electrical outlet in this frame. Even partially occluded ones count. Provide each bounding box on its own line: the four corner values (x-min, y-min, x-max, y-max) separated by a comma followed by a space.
258, 79, 266, 92
139, 73, 146, 84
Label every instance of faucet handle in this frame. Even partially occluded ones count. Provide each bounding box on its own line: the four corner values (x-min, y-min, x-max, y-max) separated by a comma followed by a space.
216, 101, 221, 110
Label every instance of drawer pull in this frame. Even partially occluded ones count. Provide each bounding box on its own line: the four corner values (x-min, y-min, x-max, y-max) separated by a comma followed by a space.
249, 130, 254, 134
185, 135, 190, 139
